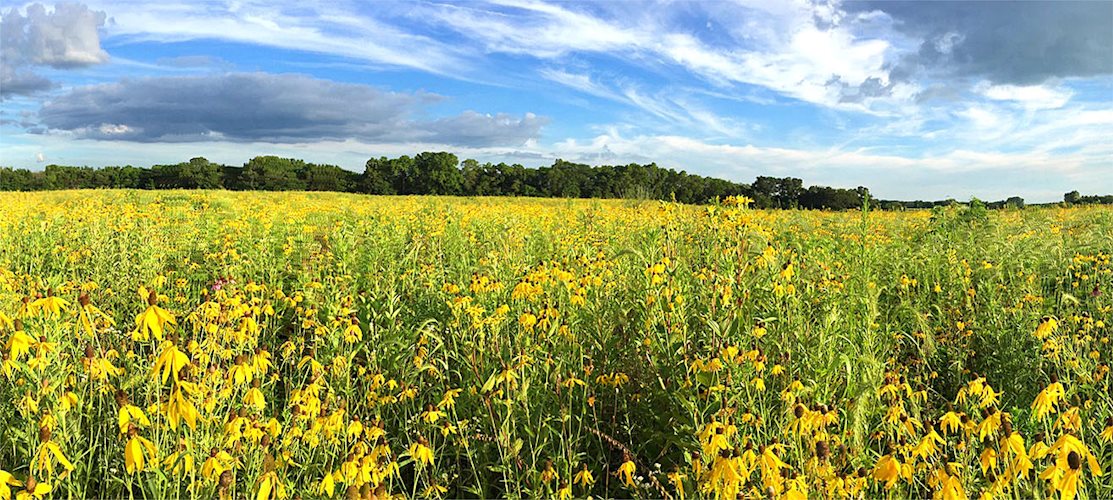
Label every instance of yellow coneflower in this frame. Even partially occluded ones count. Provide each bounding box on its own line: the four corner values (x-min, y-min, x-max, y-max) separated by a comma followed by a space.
30, 290, 69, 318
1100, 416, 1113, 443
255, 455, 286, 500
76, 293, 114, 338
873, 453, 901, 489
407, 437, 434, 467
163, 441, 196, 476
115, 391, 151, 434
667, 466, 686, 500
573, 464, 595, 488
15, 475, 50, 500
912, 424, 944, 461
161, 383, 197, 430
979, 447, 997, 474
1, 470, 22, 500
33, 426, 74, 477
616, 454, 637, 487
152, 340, 190, 386
1040, 434, 1102, 500
245, 379, 266, 411
1056, 407, 1081, 431
1035, 316, 1058, 339
343, 316, 362, 344
133, 288, 176, 342
1032, 375, 1065, 420
123, 425, 158, 475
202, 448, 234, 481
557, 481, 572, 500
437, 388, 462, 410
421, 404, 446, 424
422, 483, 448, 498
540, 460, 557, 484
6, 324, 34, 361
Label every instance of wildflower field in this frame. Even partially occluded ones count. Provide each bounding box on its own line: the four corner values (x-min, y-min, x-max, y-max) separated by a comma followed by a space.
1, 190, 1111, 500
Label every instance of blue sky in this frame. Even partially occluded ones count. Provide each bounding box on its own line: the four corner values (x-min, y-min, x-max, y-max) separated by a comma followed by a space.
1, 0, 1111, 201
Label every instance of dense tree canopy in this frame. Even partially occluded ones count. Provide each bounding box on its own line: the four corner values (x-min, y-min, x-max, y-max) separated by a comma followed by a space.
1, 154, 1106, 209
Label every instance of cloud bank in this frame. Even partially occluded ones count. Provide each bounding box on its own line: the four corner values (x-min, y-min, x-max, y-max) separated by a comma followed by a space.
37, 72, 547, 146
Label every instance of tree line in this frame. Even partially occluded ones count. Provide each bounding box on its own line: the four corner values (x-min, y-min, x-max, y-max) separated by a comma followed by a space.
1, 153, 1108, 209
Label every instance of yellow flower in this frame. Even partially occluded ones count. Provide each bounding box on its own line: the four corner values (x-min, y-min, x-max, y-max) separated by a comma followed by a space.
14, 476, 50, 500
163, 442, 196, 476
124, 427, 158, 474
152, 340, 190, 385
1056, 407, 1081, 431
33, 430, 74, 477
256, 470, 287, 500
6, 329, 34, 361
1, 470, 23, 500
117, 402, 151, 434
939, 470, 967, 500
245, 384, 267, 411
164, 383, 199, 430
77, 293, 113, 337
557, 482, 572, 500
437, 388, 462, 410
574, 464, 595, 488
912, 427, 945, 461
408, 437, 434, 467
979, 447, 997, 474
667, 468, 686, 500
873, 454, 901, 489
1100, 417, 1113, 443
422, 483, 448, 498
1031, 379, 1064, 420
421, 404, 446, 424
202, 449, 234, 480
1035, 316, 1058, 339
30, 294, 69, 318
616, 458, 637, 487
518, 312, 537, 330
133, 289, 175, 342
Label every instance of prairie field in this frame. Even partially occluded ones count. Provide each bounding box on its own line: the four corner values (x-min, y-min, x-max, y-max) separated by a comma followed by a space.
1, 190, 1111, 500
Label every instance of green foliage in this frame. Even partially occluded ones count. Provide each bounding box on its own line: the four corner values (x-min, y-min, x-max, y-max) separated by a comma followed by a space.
2, 156, 1109, 210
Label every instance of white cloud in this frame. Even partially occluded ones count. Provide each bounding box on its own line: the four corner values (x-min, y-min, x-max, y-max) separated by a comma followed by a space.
977, 82, 1073, 110
1, 2, 110, 98
89, 0, 468, 75
536, 68, 623, 101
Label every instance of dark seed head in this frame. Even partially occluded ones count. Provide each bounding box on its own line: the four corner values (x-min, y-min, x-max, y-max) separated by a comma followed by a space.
1067, 451, 1082, 471
815, 440, 829, 460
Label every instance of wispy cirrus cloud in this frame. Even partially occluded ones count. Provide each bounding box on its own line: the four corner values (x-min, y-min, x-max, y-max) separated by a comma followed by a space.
85, 0, 470, 75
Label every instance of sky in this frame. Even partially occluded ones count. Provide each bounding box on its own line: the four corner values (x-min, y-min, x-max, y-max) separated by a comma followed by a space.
1, 0, 1111, 201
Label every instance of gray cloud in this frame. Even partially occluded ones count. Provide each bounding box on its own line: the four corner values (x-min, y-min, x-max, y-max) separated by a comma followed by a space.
37, 72, 547, 146
846, 1, 1113, 85
1, 2, 109, 99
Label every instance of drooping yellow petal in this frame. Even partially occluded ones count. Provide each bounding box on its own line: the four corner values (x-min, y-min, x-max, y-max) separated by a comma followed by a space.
125, 438, 142, 474
256, 475, 273, 500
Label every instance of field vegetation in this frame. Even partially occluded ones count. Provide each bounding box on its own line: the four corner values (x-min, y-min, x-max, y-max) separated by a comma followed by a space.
0, 190, 1110, 499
